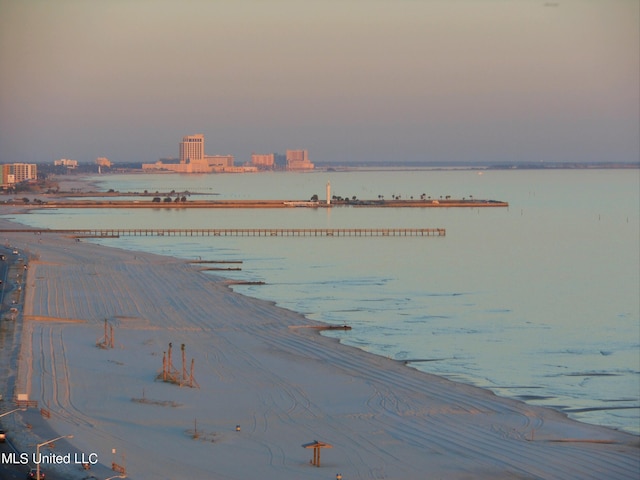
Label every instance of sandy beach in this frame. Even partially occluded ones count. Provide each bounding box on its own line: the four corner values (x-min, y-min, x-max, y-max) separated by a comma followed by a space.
0, 215, 638, 480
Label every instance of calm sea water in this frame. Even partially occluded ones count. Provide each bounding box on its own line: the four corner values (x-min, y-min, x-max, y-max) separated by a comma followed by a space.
8, 169, 640, 434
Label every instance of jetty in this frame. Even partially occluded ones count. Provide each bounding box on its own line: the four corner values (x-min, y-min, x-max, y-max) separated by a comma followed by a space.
8, 199, 508, 209
0, 228, 445, 238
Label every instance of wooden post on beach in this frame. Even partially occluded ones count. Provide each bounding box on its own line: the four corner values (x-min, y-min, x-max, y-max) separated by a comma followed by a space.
157, 342, 197, 387
162, 351, 167, 381
189, 358, 199, 388
97, 319, 114, 349
182, 343, 187, 382
168, 341, 179, 381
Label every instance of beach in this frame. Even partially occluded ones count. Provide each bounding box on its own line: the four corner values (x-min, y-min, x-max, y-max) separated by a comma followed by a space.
1, 215, 638, 480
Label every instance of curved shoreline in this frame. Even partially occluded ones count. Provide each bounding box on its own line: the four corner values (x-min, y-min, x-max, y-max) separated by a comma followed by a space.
0, 214, 638, 479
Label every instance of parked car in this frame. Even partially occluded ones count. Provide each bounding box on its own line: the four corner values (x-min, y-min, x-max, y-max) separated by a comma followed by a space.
28, 468, 45, 479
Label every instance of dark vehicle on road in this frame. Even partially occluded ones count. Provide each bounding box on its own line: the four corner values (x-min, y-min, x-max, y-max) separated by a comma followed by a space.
28, 468, 45, 479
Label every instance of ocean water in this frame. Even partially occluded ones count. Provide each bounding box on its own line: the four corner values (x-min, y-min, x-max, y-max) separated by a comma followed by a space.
8, 169, 640, 434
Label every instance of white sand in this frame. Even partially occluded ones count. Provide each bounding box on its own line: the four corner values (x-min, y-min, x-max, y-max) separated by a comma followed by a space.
1, 217, 638, 480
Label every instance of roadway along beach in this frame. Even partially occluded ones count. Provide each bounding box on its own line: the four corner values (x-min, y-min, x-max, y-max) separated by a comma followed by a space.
0, 216, 638, 479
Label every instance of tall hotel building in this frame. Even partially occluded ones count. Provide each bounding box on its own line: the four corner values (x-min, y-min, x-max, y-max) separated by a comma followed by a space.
143, 134, 250, 173
180, 134, 205, 163
251, 153, 275, 169
286, 149, 314, 170
2, 163, 38, 185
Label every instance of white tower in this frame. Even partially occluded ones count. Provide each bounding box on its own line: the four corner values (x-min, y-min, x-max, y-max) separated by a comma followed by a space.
326, 181, 331, 205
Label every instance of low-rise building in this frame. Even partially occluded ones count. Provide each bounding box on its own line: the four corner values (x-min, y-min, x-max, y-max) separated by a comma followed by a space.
54, 158, 78, 168
96, 157, 112, 168
206, 155, 234, 169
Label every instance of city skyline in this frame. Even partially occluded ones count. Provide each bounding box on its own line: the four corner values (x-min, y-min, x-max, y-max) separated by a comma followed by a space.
0, 0, 638, 165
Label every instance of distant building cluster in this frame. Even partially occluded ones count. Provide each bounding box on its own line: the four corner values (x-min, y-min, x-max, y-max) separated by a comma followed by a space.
143, 134, 314, 173
51, 157, 112, 173
251, 153, 275, 168
1, 163, 38, 186
1, 136, 313, 182
143, 134, 253, 173
54, 158, 78, 168
250, 150, 314, 171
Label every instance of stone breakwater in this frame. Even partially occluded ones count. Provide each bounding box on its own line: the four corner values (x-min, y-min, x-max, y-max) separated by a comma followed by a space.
4, 198, 509, 209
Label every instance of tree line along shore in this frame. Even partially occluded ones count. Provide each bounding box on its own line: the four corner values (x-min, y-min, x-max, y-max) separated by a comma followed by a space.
2, 174, 508, 208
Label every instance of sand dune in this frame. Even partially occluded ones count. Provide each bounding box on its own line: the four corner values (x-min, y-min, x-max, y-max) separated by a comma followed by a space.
2, 219, 638, 479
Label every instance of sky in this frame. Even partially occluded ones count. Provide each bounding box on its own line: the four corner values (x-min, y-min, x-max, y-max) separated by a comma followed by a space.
0, 0, 638, 165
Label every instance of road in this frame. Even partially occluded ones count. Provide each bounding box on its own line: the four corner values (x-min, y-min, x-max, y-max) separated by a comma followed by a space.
0, 438, 33, 480
0, 247, 71, 480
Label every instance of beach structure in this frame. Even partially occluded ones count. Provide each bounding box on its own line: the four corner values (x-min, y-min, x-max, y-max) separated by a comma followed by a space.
302, 440, 333, 467
326, 180, 331, 205
96, 318, 114, 349
0, 227, 446, 237
158, 342, 198, 388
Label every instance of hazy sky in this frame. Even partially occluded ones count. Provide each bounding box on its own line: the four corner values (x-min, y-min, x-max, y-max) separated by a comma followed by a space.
0, 0, 638, 164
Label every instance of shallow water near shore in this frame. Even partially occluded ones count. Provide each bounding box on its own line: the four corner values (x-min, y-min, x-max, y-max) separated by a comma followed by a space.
8, 168, 640, 434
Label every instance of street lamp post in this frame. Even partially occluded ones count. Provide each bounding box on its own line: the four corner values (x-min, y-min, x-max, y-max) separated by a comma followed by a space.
36, 434, 73, 480
0, 407, 26, 418
0, 407, 26, 441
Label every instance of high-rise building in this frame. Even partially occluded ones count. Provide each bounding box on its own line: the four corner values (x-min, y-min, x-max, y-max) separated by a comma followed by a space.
2, 163, 38, 185
251, 153, 275, 169
180, 134, 205, 163
143, 134, 255, 173
286, 149, 314, 170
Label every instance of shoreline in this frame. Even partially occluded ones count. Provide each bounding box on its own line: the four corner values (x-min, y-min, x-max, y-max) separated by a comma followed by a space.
0, 213, 638, 479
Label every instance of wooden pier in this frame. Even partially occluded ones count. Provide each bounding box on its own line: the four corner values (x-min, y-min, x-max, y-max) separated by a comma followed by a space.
0, 228, 445, 238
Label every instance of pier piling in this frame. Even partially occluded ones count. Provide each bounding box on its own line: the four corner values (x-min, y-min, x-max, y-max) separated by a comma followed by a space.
0, 228, 445, 238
